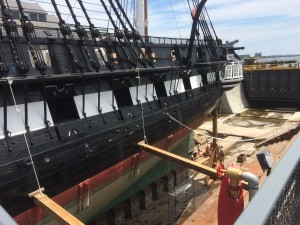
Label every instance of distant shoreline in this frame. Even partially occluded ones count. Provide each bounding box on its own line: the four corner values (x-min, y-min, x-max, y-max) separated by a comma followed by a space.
258, 55, 300, 63
260, 54, 300, 58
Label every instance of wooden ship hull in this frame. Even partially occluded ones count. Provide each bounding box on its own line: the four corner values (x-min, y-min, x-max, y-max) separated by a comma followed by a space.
0, 0, 242, 223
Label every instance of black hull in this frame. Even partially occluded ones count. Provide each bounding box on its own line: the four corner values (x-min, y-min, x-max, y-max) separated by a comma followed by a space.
221, 79, 243, 90
0, 82, 223, 216
0, 1, 241, 219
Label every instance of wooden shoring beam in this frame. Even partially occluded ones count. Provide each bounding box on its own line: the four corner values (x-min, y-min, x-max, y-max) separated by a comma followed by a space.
29, 190, 84, 225
138, 141, 218, 179
139, 141, 250, 190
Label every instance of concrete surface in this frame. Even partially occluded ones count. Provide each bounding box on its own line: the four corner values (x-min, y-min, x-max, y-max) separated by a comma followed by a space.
220, 84, 250, 114
125, 108, 299, 225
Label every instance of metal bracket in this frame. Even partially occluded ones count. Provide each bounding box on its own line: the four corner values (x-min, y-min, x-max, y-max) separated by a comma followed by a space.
45, 120, 54, 139
113, 106, 121, 120
83, 113, 92, 128
137, 99, 142, 110
25, 125, 34, 145
55, 120, 86, 141
98, 107, 107, 124
174, 90, 181, 103
4, 130, 13, 152
153, 96, 159, 108
145, 97, 152, 109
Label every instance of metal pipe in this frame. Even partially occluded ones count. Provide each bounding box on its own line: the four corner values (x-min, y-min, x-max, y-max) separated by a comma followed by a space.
139, 141, 255, 191
144, 0, 148, 37
236, 137, 300, 225
226, 166, 259, 200
242, 171, 259, 200
0, 205, 17, 225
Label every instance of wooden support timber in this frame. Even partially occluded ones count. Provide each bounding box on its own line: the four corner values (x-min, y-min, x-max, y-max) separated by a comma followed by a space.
29, 189, 84, 225
212, 104, 218, 150
138, 141, 218, 179
138, 141, 250, 190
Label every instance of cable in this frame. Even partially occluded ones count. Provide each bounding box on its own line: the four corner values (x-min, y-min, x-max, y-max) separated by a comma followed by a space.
182, 0, 192, 23
164, 112, 298, 143
136, 68, 148, 144
169, 0, 181, 39
65, 0, 78, 23
7, 78, 42, 194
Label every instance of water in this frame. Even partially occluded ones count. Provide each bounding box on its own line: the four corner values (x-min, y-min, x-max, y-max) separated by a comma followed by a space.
258, 55, 300, 63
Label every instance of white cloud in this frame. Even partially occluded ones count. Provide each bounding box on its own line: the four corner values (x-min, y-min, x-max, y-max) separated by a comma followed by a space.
20, 0, 300, 56
148, 0, 300, 55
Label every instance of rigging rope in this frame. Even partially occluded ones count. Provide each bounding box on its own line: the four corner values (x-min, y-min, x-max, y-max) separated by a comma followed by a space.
7, 78, 42, 194
174, 69, 180, 92
182, 0, 192, 23
169, 69, 174, 95
186, 0, 192, 13
136, 68, 148, 144
65, 0, 78, 23
169, 0, 181, 39
204, 6, 218, 39
131, 0, 135, 27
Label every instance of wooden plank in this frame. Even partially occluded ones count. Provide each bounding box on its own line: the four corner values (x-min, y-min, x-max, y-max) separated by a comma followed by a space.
32, 193, 84, 225
139, 142, 249, 188
138, 141, 218, 178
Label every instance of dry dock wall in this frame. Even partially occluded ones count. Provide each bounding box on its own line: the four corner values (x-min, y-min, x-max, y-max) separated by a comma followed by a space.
243, 69, 300, 108
220, 84, 250, 114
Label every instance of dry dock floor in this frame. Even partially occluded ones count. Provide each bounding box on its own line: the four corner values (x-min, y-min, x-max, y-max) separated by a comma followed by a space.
127, 108, 300, 225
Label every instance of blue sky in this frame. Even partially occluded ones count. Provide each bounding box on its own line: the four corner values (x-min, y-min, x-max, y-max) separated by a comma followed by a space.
148, 0, 300, 56
22, 0, 300, 56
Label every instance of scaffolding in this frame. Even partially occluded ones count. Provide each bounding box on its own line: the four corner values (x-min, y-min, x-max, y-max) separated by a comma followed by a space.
168, 168, 196, 225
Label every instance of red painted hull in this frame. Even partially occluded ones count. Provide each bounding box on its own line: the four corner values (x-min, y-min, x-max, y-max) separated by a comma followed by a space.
14, 114, 208, 224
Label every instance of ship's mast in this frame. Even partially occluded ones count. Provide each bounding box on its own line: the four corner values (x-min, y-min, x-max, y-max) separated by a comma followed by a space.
135, 0, 147, 36
144, 0, 148, 36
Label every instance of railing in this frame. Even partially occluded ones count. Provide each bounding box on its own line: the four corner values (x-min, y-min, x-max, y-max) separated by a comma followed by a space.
0, 24, 205, 46
244, 63, 300, 71
0, 205, 17, 225
145, 36, 203, 46
235, 136, 300, 225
